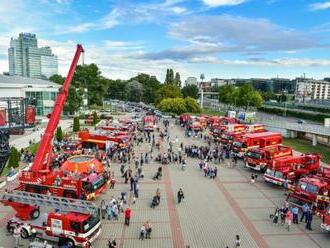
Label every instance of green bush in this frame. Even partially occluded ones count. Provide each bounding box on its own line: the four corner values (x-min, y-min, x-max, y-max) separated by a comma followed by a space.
8, 147, 19, 168
93, 111, 99, 125
258, 106, 330, 122
56, 126, 63, 142
185, 97, 201, 113
73, 117, 80, 132
158, 98, 187, 114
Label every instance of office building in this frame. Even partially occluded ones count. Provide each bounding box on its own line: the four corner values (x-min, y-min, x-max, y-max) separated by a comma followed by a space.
295, 78, 330, 103
8, 33, 58, 79
0, 74, 60, 115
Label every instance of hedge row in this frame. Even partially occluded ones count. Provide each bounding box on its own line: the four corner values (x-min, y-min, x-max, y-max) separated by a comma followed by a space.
258, 106, 330, 123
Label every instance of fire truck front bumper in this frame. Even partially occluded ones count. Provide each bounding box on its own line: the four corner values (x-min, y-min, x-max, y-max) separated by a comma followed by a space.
245, 162, 260, 171
321, 223, 330, 231
263, 175, 284, 186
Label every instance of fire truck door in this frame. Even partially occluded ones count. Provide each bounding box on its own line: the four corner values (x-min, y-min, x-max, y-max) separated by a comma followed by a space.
51, 219, 64, 235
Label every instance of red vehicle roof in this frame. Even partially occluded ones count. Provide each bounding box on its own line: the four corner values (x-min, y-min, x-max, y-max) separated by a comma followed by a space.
243, 131, 280, 139
66, 212, 90, 222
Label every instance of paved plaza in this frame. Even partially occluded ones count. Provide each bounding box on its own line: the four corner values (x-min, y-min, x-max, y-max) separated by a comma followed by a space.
0, 121, 330, 248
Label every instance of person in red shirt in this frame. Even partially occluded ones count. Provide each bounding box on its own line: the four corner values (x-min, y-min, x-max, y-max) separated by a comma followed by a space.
124, 207, 131, 226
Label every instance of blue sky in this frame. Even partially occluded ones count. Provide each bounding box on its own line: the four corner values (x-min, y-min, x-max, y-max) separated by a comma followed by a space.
0, 0, 330, 81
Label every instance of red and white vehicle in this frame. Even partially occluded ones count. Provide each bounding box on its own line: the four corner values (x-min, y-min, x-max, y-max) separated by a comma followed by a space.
321, 206, 330, 232
179, 114, 192, 126
220, 131, 245, 150
143, 115, 157, 131
264, 153, 321, 186
287, 167, 330, 212
245, 145, 293, 172
2, 190, 101, 247
232, 132, 282, 158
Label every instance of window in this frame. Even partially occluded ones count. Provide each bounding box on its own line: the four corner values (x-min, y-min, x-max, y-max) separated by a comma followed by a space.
43, 92, 50, 100
70, 221, 81, 232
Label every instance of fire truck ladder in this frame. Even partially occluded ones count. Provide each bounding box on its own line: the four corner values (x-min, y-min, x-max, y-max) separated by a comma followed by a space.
1, 190, 98, 215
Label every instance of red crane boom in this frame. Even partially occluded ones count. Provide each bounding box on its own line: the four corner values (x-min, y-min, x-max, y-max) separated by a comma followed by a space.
32, 44, 84, 173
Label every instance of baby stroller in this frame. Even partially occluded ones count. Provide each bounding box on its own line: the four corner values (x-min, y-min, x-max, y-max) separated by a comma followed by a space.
150, 196, 160, 208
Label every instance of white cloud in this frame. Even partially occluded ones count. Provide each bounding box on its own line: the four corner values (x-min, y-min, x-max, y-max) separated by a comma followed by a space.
168, 15, 317, 54
309, 1, 330, 11
202, 0, 247, 7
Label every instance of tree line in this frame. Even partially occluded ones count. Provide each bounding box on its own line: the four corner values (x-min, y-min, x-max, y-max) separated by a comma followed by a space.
49, 64, 200, 114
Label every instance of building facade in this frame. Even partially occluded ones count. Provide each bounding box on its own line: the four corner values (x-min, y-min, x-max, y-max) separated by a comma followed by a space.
0, 75, 60, 115
295, 78, 330, 103
8, 33, 58, 79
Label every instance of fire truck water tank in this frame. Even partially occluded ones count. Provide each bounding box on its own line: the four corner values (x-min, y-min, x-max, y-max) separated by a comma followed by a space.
61, 155, 104, 174
25, 106, 36, 125
0, 108, 6, 126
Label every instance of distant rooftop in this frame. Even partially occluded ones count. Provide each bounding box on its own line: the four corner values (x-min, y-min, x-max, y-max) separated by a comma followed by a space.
0, 74, 60, 87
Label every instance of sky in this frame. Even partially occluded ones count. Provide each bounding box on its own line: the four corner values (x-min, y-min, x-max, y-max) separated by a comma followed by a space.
0, 0, 330, 81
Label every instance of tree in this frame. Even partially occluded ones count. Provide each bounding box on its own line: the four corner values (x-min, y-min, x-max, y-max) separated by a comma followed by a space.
56, 126, 63, 142
107, 79, 126, 100
164, 68, 175, 84
218, 85, 237, 104
158, 98, 187, 114
125, 80, 144, 102
182, 85, 199, 99
49, 74, 65, 84
73, 117, 80, 132
236, 84, 263, 109
73, 64, 108, 106
49, 74, 82, 114
155, 84, 183, 104
131, 74, 161, 103
174, 72, 181, 87
93, 111, 99, 125
8, 146, 19, 168
261, 91, 277, 101
184, 97, 201, 113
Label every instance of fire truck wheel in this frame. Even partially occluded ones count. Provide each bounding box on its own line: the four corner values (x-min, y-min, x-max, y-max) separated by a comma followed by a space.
30, 208, 40, 220
67, 238, 76, 247
20, 228, 30, 239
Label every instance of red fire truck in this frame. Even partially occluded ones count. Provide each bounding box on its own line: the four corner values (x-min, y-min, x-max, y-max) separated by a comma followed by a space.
2, 190, 101, 247
287, 167, 330, 212
179, 114, 192, 126
245, 145, 292, 172
231, 132, 282, 158
78, 129, 130, 150
264, 153, 321, 186
220, 131, 245, 150
208, 116, 221, 126
143, 115, 157, 131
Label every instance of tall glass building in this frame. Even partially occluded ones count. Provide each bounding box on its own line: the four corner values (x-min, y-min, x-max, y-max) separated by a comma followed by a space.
8, 33, 58, 79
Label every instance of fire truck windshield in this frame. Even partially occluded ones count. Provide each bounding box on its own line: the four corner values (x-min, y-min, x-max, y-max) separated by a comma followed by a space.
247, 151, 261, 159
222, 134, 232, 140
83, 216, 99, 233
233, 141, 247, 148
265, 169, 284, 179
91, 176, 106, 190
298, 182, 319, 194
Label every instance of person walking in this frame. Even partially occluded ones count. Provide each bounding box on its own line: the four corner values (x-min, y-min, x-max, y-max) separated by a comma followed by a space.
100, 200, 107, 219
300, 203, 309, 223
285, 210, 293, 231
233, 234, 241, 247
305, 209, 313, 231
177, 188, 185, 204
124, 207, 131, 226
139, 224, 146, 240
145, 220, 152, 239
13, 224, 21, 248
292, 206, 299, 224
